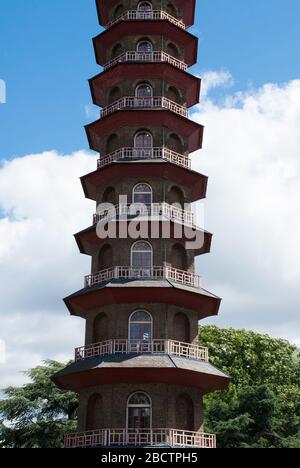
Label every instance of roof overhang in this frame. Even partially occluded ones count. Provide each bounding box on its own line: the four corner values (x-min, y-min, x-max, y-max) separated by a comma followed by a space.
74, 221, 212, 257
89, 63, 201, 108
95, 0, 196, 28
93, 21, 198, 66
85, 111, 204, 153
64, 281, 221, 319
81, 162, 208, 203
52, 354, 229, 393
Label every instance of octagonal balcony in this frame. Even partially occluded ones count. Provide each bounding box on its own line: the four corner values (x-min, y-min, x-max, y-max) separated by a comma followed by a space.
105, 10, 186, 30
75, 339, 208, 363
65, 428, 216, 449
101, 96, 188, 119
97, 147, 191, 170
84, 266, 202, 289
93, 202, 196, 228
96, 0, 196, 29
104, 51, 188, 72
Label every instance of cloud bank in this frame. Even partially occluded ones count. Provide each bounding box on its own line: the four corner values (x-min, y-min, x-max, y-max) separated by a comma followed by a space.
0, 74, 299, 386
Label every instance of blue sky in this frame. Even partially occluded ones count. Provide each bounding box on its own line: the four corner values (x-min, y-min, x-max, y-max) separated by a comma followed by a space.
1, 0, 300, 159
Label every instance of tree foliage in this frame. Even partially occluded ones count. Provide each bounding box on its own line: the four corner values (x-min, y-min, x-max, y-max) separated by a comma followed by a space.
200, 326, 300, 448
0, 360, 78, 448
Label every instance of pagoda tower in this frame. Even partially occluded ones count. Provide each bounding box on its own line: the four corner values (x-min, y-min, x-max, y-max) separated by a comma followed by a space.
53, 0, 230, 449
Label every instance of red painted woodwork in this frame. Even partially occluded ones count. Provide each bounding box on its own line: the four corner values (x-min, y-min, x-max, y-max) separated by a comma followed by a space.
89, 63, 201, 108
93, 21, 198, 66
64, 285, 221, 319
85, 110, 204, 153
54, 366, 228, 394
74, 222, 212, 257
95, 0, 196, 28
81, 163, 208, 203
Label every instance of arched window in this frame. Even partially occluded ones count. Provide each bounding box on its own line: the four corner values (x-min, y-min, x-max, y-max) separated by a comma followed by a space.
127, 392, 152, 430
133, 183, 153, 205
131, 241, 153, 269
137, 2, 153, 13
135, 83, 153, 99
137, 40, 153, 54
129, 310, 153, 351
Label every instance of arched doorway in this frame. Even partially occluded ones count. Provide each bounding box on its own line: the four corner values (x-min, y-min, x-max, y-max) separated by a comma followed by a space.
137, 40, 153, 55
127, 392, 152, 430
129, 310, 153, 352
137, 2, 153, 13
134, 131, 153, 158
86, 393, 103, 431
173, 312, 190, 343
93, 312, 109, 343
175, 394, 194, 431
135, 83, 153, 106
131, 241, 153, 276
132, 183, 153, 205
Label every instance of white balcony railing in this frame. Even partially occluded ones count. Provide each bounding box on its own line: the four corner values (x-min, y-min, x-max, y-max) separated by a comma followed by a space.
84, 266, 202, 289
97, 147, 191, 170
101, 96, 188, 119
65, 428, 216, 449
104, 51, 188, 72
105, 10, 186, 30
93, 203, 195, 227
75, 339, 209, 362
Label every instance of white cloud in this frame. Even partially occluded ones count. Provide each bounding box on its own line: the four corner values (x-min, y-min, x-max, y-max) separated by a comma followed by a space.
192, 78, 300, 345
200, 70, 234, 98
0, 150, 95, 386
0, 76, 300, 388
84, 104, 99, 120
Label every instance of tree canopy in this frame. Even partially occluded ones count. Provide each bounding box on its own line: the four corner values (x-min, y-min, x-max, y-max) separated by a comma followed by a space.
0, 360, 77, 448
200, 326, 300, 448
